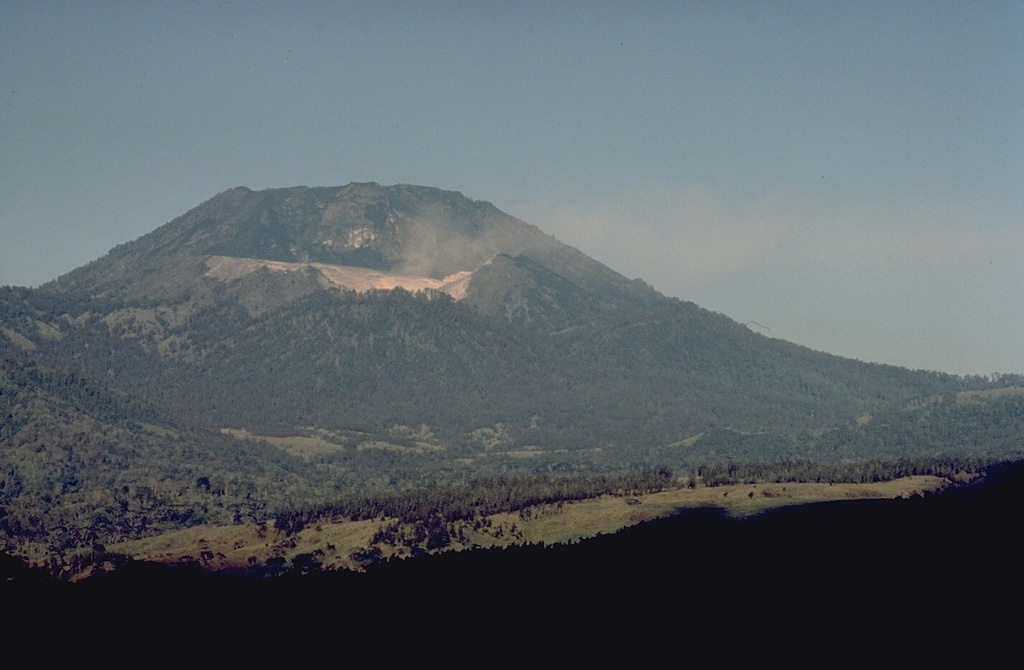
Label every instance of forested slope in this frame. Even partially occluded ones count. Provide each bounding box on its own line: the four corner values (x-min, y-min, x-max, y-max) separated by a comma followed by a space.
2, 277, 974, 458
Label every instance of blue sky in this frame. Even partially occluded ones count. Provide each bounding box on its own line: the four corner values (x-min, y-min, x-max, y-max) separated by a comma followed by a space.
2, 1, 1021, 375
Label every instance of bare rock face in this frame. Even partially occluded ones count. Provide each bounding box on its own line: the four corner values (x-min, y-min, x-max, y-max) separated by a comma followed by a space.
203, 255, 474, 299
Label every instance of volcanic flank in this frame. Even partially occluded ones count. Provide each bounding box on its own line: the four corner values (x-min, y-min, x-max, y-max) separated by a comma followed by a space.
11, 181, 983, 457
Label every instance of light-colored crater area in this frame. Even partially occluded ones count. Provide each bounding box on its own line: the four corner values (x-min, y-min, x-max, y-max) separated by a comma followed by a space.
204, 255, 472, 299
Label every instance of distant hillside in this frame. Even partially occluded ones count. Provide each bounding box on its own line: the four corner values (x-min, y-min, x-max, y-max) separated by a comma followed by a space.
3, 275, 969, 459
0, 356, 329, 563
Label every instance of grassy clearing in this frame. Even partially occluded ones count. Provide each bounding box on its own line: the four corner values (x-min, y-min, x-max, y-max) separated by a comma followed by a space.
664, 432, 705, 449
957, 386, 1024, 404
221, 427, 444, 457
106, 517, 380, 576
221, 428, 348, 458
489, 475, 955, 545
104, 475, 956, 576
355, 440, 442, 454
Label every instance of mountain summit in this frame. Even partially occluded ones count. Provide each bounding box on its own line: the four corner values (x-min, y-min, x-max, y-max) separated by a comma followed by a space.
51, 183, 653, 308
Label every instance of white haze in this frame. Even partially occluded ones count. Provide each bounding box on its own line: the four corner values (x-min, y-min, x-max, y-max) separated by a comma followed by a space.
515, 183, 1023, 376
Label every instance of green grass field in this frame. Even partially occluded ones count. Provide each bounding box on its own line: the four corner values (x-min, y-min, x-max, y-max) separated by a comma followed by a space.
97, 475, 956, 580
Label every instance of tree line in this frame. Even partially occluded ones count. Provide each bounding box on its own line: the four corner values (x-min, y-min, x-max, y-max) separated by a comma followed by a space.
273, 468, 675, 535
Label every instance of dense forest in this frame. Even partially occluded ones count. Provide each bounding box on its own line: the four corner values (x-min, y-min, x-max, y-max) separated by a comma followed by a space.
4, 283, 1007, 457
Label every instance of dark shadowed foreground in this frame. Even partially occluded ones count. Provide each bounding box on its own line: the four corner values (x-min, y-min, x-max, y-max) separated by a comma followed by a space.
5, 461, 1022, 640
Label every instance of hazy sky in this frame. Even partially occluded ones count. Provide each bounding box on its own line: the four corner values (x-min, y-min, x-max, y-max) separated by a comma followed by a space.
2, 2, 1021, 375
